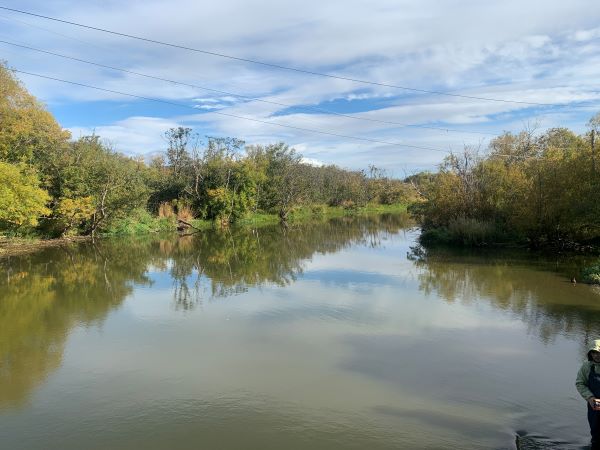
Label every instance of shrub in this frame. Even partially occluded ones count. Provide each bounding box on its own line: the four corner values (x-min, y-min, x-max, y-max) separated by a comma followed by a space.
446, 217, 498, 246
420, 217, 509, 247
104, 208, 173, 235
582, 262, 600, 284
311, 204, 326, 217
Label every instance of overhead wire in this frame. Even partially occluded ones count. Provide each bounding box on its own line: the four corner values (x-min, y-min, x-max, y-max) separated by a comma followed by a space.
10, 68, 456, 154
0, 39, 497, 137
0, 13, 113, 52
0, 5, 595, 109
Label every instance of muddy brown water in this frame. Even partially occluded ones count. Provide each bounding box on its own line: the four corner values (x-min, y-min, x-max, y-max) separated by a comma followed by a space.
1, 214, 598, 449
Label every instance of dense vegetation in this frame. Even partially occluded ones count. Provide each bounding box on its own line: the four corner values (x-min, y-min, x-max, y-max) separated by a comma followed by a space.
408, 120, 600, 282
409, 121, 600, 249
0, 63, 410, 238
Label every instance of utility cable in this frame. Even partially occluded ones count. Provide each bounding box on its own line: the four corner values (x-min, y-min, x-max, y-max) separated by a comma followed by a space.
0, 13, 112, 52
10, 68, 455, 154
0, 5, 593, 108
0, 39, 496, 136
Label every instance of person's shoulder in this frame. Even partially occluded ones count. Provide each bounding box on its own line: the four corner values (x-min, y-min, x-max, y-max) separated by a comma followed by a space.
579, 360, 593, 371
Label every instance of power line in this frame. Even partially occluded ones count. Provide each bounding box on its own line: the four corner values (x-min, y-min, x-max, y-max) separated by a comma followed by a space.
10, 68, 454, 154
0, 13, 112, 53
0, 39, 496, 137
0, 5, 591, 109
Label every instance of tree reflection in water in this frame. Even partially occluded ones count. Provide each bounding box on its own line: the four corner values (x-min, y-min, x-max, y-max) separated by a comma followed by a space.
0, 213, 410, 407
408, 245, 600, 352
0, 238, 154, 408
163, 214, 411, 310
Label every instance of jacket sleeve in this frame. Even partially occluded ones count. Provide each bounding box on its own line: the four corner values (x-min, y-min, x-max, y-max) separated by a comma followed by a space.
576, 363, 594, 400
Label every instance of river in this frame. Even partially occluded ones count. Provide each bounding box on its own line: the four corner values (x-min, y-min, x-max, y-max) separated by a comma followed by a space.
1, 214, 598, 449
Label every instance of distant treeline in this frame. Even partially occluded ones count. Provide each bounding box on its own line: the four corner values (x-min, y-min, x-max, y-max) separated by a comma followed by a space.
408, 119, 600, 251
0, 63, 411, 237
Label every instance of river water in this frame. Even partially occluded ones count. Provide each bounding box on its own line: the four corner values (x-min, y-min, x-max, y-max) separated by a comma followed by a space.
1, 214, 599, 449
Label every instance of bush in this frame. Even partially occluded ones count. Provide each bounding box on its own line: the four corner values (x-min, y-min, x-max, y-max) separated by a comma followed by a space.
447, 217, 499, 246
104, 208, 174, 235
311, 204, 326, 217
582, 262, 600, 284
420, 217, 508, 247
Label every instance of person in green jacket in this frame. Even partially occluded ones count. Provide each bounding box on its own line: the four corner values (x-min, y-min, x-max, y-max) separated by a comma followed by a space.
576, 340, 600, 448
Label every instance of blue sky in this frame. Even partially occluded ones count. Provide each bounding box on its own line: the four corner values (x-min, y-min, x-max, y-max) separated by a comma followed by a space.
1, 0, 599, 173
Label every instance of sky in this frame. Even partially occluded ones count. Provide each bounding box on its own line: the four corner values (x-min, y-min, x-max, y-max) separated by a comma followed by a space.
1, 0, 599, 174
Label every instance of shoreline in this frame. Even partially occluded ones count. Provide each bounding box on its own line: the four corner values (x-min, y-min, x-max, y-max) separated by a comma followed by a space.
0, 204, 409, 258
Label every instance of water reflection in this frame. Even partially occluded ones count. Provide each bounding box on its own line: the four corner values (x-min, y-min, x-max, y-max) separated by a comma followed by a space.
0, 214, 410, 408
0, 240, 153, 408
4, 214, 599, 449
166, 214, 410, 309
409, 246, 600, 351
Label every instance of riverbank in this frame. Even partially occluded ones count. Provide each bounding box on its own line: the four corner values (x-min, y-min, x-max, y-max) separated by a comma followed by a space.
0, 203, 409, 258
418, 222, 600, 284
104, 203, 409, 235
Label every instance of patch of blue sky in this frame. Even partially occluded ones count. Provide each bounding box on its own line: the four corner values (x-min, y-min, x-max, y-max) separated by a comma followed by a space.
301, 269, 403, 288
50, 98, 209, 128
271, 92, 403, 117
484, 105, 594, 133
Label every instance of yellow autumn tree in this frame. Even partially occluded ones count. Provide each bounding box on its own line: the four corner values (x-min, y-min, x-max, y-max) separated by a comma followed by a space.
0, 62, 70, 164
0, 161, 50, 229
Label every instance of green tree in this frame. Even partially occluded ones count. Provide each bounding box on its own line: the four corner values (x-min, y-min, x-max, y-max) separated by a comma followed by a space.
249, 143, 307, 221
184, 135, 255, 224
42, 136, 150, 236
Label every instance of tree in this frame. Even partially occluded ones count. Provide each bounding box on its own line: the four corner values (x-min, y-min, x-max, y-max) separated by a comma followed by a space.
54, 196, 95, 236
42, 136, 150, 236
0, 161, 50, 229
0, 63, 70, 164
249, 143, 307, 221
182, 135, 255, 224
588, 113, 600, 173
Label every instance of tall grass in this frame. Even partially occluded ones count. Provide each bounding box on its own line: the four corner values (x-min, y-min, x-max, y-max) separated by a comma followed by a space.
421, 217, 510, 246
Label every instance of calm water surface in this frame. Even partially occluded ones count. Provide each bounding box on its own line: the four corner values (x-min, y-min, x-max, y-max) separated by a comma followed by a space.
1, 215, 599, 449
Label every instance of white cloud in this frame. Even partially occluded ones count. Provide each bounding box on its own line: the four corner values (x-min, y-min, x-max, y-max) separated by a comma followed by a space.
300, 156, 324, 167
1, 0, 599, 171
68, 116, 181, 155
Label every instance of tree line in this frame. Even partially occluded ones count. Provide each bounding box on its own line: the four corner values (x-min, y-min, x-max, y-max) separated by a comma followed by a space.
409, 118, 600, 249
0, 63, 410, 237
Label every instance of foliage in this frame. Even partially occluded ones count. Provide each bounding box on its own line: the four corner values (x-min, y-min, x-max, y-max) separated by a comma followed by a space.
54, 196, 95, 236
247, 142, 306, 220
0, 63, 70, 164
582, 261, 600, 284
413, 122, 600, 248
103, 208, 174, 235
46, 136, 150, 235
0, 162, 50, 229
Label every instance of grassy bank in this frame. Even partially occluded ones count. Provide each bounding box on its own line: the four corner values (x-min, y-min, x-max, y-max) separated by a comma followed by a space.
105, 203, 409, 233
0, 203, 408, 258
